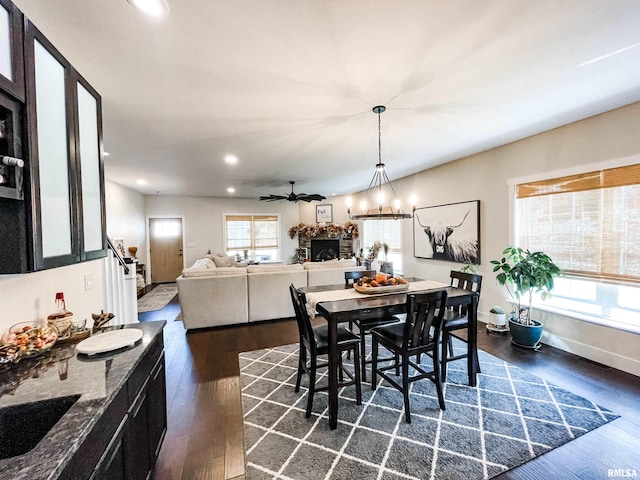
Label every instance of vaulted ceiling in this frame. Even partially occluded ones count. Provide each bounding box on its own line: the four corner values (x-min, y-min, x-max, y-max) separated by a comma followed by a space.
13, 0, 640, 199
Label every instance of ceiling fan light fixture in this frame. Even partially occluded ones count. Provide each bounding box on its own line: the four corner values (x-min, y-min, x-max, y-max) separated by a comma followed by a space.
259, 181, 326, 203
347, 106, 416, 220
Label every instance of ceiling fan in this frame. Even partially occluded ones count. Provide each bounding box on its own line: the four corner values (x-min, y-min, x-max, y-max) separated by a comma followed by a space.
259, 181, 326, 203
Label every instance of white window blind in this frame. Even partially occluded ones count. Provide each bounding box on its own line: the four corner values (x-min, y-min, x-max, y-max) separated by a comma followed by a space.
225, 215, 279, 257
515, 164, 640, 285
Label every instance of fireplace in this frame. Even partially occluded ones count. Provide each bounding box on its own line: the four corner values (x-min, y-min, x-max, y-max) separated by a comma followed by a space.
310, 239, 340, 262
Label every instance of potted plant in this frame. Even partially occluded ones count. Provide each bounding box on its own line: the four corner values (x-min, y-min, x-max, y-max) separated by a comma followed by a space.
490, 247, 561, 348
488, 305, 507, 330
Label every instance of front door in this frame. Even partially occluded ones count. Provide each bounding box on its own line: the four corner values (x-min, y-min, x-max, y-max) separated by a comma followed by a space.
149, 217, 184, 283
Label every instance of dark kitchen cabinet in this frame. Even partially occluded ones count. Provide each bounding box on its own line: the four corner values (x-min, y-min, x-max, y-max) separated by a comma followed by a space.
0, 0, 24, 101
123, 354, 167, 480
0, 91, 27, 271
90, 416, 127, 480
62, 333, 167, 480
0, 14, 107, 273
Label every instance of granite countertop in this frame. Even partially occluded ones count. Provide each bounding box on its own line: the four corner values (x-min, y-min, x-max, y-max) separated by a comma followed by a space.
0, 321, 166, 480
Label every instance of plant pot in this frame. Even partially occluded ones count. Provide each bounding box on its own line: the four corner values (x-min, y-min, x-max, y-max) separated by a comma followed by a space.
489, 312, 506, 327
509, 318, 544, 349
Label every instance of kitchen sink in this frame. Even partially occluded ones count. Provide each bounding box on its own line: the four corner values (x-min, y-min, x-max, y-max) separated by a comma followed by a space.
0, 395, 80, 460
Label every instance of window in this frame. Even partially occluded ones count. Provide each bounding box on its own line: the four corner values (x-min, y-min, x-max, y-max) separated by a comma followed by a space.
514, 164, 640, 332
225, 215, 279, 261
362, 219, 402, 273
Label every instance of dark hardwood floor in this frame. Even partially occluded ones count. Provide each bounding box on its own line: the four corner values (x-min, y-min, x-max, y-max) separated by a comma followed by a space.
139, 288, 640, 480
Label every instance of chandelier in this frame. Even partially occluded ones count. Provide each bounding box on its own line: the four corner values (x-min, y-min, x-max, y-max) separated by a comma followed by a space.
346, 106, 416, 220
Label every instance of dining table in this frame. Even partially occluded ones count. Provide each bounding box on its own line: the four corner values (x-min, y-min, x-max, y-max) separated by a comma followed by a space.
301, 278, 480, 429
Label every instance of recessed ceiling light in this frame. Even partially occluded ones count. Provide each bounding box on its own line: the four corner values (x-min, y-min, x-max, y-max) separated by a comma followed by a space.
227, 187, 236, 193
103, 151, 110, 157
127, 0, 169, 17
225, 155, 238, 165
136, 179, 147, 185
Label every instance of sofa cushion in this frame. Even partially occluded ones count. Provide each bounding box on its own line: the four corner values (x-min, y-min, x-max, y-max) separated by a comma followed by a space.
181, 266, 246, 277
303, 259, 356, 270
177, 274, 248, 329
212, 255, 234, 267
246, 263, 303, 273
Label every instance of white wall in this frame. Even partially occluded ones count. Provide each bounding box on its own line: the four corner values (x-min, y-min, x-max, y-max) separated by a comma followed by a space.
0, 179, 143, 334
0, 260, 104, 333
105, 180, 146, 264
322, 101, 640, 376
144, 195, 301, 267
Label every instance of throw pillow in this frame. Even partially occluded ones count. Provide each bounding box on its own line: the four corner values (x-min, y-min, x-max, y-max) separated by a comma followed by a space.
212, 255, 233, 267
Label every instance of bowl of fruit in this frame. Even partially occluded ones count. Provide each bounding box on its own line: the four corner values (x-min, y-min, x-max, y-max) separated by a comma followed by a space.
2, 321, 59, 358
353, 273, 409, 294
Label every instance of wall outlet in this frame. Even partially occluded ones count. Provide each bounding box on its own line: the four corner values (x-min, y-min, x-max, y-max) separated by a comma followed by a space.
84, 273, 94, 291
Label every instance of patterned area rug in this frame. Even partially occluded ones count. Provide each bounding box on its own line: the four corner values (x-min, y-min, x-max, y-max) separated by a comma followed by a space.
137, 284, 178, 312
240, 340, 619, 480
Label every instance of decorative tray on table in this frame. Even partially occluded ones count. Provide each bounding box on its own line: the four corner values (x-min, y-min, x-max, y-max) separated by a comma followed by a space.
56, 328, 91, 344
353, 283, 409, 295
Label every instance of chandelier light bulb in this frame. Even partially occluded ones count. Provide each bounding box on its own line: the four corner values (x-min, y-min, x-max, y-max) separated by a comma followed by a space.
394, 198, 401, 210
360, 200, 367, 211
377, 192, 385, 205
410, 194, 417, 206
346, 196, 353, 208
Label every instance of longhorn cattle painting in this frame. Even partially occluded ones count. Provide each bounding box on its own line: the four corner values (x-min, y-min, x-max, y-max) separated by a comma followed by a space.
413, 200, 480, 264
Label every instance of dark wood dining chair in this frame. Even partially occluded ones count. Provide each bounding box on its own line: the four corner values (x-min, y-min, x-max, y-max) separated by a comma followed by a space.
344, 270, 400, 382
441, 270, 482, 382
370, 290, 448, 423
344, 270, 376, 287
289, 284, 362, 418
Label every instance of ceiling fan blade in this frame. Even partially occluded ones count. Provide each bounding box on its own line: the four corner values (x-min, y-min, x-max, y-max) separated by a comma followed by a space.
259, 194, 287, 201
297, 194, 327, 202
260, 182, 325, 202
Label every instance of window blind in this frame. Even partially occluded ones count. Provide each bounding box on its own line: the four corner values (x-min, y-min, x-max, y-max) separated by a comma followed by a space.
515, 164, 640, 285
225, 215, 279, 252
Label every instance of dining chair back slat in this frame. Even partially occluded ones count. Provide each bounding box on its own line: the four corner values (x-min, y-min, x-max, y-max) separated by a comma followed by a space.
344, 270, 376, 287
289, 284, 315, 354
407, 294, 440, 349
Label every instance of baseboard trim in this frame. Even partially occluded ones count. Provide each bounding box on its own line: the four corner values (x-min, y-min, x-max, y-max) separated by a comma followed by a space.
541, 332, 640, 377
478, 314, 640, 377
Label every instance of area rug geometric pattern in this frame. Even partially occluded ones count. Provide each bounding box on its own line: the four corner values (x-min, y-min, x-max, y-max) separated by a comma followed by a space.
240, 340, 618, 480
137, 283, 178, 312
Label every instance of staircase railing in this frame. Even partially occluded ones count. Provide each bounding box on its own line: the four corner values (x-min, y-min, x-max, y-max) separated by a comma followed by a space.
103, 238, 138, 325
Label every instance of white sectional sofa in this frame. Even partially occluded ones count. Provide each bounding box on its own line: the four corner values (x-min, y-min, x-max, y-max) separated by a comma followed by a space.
176, 257, 364, 330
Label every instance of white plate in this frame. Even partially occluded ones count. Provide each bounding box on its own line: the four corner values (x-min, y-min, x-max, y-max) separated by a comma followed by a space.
76, 329, 143, 355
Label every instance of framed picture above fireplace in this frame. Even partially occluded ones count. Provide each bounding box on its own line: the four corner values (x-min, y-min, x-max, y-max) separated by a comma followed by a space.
316, 204, 333, 223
